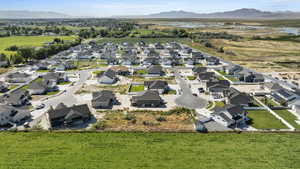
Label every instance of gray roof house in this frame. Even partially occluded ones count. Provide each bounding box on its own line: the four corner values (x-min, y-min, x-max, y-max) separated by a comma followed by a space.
92, 90, 117, 109
43, 72, 68, 84
97, 69, 118, 84
206, 57, 220, 65
224, 65, 243, 75
227, 90, 253, 107
264, 82, 283, 92
46, 103, 92, 128
28, 80, 58, 95
131, 90, 165, 108
213, 104, 248, 127
198, 72, 216, 82
193, 67, 208, 75
271, 89, 299, 105
0, 105, 31, 127
147, 65, 164, 76
6, 72, 31, 83
5, 90, 31, 107
0, 82, 8, 93
144, 80, 169, 94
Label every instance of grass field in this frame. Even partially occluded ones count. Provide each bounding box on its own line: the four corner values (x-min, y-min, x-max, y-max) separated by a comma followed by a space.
129, 85, 144, 92
247, 110, 288, 129
0, 36, 77, 55
0, 132, 298, 169
274, 110, 300, 130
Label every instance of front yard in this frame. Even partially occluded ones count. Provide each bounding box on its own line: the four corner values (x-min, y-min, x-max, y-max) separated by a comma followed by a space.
129, 85, 144, 92
247, 110, 288, 129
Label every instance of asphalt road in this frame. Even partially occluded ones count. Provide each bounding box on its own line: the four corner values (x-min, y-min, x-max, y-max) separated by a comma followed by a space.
174, 70, 208, 109
30, 70, 92, 119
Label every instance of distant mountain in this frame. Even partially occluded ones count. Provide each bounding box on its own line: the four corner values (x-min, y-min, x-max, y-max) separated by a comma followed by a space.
0, 10, 70, 19
114, 8, 300, 19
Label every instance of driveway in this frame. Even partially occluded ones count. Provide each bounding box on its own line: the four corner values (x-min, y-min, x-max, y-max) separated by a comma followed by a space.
30, 70, 92, 119
174, 70, 208, 109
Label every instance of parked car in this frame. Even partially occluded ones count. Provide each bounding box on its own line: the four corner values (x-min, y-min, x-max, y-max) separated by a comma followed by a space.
198, 88, 205, 93
36, 104, 45, 110
192, 93, 198, 97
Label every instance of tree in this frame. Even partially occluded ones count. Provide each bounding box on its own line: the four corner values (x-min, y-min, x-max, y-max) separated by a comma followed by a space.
17, 47, 35, 62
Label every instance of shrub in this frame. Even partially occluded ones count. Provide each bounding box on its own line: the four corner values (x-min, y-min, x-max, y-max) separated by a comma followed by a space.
90, 121, 106, 130
156, 116, 167, 122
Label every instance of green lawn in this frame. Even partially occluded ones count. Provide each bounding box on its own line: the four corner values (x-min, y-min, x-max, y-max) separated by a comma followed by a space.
134, 69, 147, 75
129, 85, 144, 92
247, 110, 288, 129
187, 76, 197, 80
165, 89, 177, 95
274, 109, 300, 130
58, 81, 72, 85
0, 36, 77, 55
46, 91, 60, 96
0, 132, 298, 169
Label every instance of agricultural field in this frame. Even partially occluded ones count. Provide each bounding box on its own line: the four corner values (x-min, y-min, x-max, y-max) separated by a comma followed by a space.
0, 36, 77, 55
0, 132, 298, 169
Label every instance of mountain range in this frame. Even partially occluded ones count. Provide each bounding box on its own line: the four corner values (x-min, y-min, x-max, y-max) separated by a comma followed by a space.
0, 10, 70, 19
114, 8, 300, 19
1, 8, 300, 19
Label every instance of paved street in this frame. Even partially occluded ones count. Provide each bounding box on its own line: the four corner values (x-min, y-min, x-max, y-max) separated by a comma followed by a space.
30, 70, 92, 119
174, 70, 208, 109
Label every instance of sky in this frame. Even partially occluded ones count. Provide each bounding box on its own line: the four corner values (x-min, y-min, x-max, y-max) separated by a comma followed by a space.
1, 0, 300, 17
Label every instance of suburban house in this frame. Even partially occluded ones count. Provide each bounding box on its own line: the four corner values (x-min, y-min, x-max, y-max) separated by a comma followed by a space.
143, 57, 160, 66
56, 61, 77, 71
206, 80, 230, 99
43, 72, 68, 84
226, 89, 253, 107
239, 72, 265, 83
92, 90, 117, 109
46, 103, 92, 128
144, 80, 169, 94
0, 105, 31, 127
212, 104, 248, 127
131, 90, 165, 108
192, 52, 204, 64
206, 57, 220, 65
0, 82, 8, 93
193, 67, 208, 75
271, 88, 299, 105
6, 72, 31, 83
154, 42, 164, 50
5, 90, 31, 107
198, 72, 216, 82
224, 65, 243, 75
110, 66, 131, 76
147, 65, 164, 76
97, 69, 118, 84
28, 80, 58, 95
264, 82, 283, 92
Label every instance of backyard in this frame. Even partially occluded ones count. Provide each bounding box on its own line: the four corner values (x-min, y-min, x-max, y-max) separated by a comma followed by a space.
0, 132, 298, 169
247, 110, 288, 129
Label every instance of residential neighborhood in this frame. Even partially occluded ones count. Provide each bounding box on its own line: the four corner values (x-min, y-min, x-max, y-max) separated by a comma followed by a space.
0, 40, 299, 132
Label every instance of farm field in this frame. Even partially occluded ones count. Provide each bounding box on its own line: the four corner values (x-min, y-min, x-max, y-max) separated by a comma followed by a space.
0, 36, 77, 55
0, 132, 298, 169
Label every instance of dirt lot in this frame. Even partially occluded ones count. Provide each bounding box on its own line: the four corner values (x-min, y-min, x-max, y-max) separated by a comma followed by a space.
93, 108, 196, 132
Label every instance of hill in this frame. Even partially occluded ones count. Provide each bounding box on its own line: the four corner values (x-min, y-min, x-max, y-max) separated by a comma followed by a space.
115, 8, 300, 19
0, 10, 70, 19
